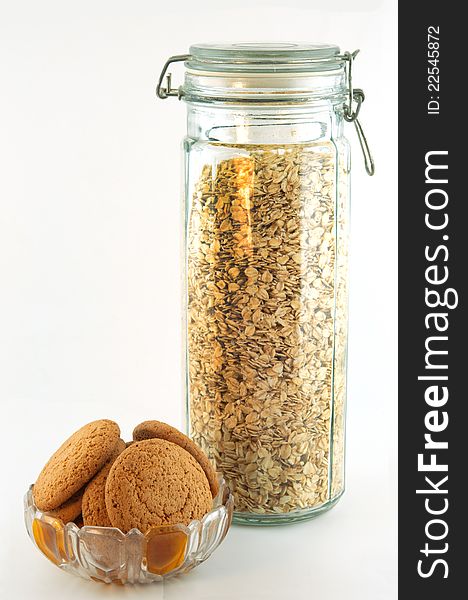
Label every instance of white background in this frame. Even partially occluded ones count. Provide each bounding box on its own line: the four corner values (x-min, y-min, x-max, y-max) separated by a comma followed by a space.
0, 0, 397, 598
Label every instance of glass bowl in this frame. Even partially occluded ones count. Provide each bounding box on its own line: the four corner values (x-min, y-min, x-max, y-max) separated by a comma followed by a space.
24, 476, 233, 583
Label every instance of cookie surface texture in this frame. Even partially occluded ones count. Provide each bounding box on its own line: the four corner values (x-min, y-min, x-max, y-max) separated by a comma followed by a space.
105, 438, 213, 532
45, 487, 84, 524
82, 438, 126, 526
133, 420, 219, 497
34, 419, 121, 511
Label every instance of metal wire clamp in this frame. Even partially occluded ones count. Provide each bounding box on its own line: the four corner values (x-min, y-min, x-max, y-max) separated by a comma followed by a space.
156, 54, 190, 99
155, 49, 375, 175
341, 50, 375, 176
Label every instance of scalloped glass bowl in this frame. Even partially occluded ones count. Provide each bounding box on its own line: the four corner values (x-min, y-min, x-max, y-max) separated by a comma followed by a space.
24, 476, 233, 583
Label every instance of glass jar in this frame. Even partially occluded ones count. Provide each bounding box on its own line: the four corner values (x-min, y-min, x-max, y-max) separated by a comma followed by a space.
157, 43, 373, 525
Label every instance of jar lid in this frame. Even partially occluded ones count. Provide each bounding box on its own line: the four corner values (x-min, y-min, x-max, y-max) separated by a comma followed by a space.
155, 44, 375, 175
179, 42, 346, 104
187, 43, 342, 74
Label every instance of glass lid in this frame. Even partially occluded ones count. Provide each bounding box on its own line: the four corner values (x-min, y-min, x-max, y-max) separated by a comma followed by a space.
155, 43, 375, 175
187, 43, 342, 73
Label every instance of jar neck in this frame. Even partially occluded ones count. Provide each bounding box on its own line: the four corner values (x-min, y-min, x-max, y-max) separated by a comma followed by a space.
183, 66, 346, 105
186, 102, 344, 145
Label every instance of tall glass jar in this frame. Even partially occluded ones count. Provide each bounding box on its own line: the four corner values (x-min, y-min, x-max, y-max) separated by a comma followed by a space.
157, 43, 373, 524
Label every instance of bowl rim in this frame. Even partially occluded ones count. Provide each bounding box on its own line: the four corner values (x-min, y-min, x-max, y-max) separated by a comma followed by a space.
24, 474, 233, 538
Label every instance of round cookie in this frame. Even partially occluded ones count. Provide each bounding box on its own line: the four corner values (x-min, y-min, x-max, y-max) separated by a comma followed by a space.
82, 438, 126, 527
45, 487, 84, 524
105, 439, 213, 533
34, 419, 121, 511
133, 420, 219, 497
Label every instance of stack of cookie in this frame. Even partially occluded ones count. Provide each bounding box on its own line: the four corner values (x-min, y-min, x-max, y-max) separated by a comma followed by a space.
33, 419, 218, 533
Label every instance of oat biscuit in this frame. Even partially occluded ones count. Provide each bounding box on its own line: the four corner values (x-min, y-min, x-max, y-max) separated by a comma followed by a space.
82, 439, 126, 527
45, 487, 84, 524
105, 439, 212, 533
34, 419, 121, 511
133, 420, 219, 497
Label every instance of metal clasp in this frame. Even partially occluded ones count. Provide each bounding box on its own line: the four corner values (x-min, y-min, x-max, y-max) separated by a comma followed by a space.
156, 50, 375, 176
156, 54, 190, 100
341, 50, 375, 176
